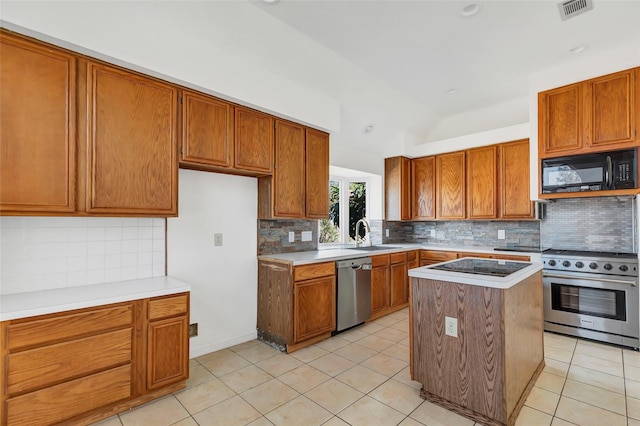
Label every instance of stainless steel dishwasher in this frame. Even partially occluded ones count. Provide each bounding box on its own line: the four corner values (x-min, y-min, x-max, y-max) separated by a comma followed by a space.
335, 257, 372, 332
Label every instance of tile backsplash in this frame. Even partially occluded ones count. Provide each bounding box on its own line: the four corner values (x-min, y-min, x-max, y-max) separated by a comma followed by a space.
540, 196, 635, 253
0, 217, 166, 295
383, 220, 540, 249
258, 219, 318, 255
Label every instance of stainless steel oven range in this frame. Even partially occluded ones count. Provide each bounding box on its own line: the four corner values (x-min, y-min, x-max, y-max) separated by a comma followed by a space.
542, 249, 639, 349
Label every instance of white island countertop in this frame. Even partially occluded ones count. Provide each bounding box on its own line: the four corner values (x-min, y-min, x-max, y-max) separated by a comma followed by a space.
408, 257, 543, 289
0, 276, 191, 321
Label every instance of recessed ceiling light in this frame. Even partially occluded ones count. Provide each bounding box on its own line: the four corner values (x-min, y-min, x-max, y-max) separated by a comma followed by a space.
461, 3, 481, 17
263, 0, 279, 4
446, 88, 458, 94
569, 44, 588, 54
363, 124, 374, 134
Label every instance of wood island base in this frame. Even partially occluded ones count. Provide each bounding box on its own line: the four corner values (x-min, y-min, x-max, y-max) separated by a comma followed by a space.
419, 359, 545, 426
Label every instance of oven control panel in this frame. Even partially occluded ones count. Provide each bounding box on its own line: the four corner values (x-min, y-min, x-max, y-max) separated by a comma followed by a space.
542, 256, 638, 277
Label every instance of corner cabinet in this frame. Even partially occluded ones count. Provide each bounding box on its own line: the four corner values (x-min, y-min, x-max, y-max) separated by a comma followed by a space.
0, 31, 77, 214
0, 293, 189, 426
258, 122, 330, 220
83, 61, 178, 216
539, 67, 639, 158
385, 157, 412, 221
257, 260, 335, 352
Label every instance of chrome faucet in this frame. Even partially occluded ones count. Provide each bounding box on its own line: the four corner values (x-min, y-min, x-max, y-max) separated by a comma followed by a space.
355, 218, 371, 247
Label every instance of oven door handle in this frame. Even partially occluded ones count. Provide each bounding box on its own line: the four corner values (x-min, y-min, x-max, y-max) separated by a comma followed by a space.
543, 272, 637, 287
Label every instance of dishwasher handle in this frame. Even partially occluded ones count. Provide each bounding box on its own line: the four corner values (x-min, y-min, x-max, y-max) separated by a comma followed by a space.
359, 264, 372, 271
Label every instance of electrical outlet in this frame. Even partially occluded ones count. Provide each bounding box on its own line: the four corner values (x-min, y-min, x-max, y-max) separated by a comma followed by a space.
301, 231, 312, 241
498, 229, 506, 240
189, 323, 198, 337
385, 229, 390, 237
430, 229, 436, 237
214, 233, 223, 246
288, 231, 295, 243
445, 316, 458, 337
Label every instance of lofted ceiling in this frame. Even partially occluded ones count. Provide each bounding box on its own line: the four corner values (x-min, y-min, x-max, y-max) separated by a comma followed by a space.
254, 0, 640, 146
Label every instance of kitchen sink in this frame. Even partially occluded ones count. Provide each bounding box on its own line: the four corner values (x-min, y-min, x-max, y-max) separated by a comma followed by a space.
346, 245, 401, 251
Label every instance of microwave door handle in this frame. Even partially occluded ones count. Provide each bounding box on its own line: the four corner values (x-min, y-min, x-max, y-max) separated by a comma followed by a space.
605, 156, 613, 189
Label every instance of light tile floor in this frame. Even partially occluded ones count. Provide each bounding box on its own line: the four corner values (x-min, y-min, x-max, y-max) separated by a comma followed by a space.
95, 308, 640, 425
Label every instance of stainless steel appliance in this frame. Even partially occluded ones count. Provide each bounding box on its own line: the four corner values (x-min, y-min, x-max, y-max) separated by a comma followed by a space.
541, 148, 637, 194
542, 249, 639, 348
335, 257, 372, 332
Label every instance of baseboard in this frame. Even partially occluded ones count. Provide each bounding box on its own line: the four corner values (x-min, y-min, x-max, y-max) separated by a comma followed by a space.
189, 330, 258, 358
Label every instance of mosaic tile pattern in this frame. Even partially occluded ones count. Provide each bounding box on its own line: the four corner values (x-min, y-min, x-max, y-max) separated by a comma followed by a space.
540, 197, 635, 253
257, 220, 318, 255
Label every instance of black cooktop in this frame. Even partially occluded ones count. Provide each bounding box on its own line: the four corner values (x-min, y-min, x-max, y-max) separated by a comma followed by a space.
429, 258, 530, 277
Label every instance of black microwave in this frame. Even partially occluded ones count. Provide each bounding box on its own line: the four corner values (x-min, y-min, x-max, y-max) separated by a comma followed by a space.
541, 149, 637, 194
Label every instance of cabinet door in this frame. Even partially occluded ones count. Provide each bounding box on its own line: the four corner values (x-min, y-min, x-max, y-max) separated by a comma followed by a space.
412, 157, 436, 220
499, 139, 534, 218
466, 146, 497, 219
235, 106, 274, 174
273, 120, 306, 218
147, 316, 188, 390
86, 62, 178, 215
436, 151, 465, 219
538, 83, 584, 157
0, 33, 76, 213
385, 157, 412, 220
293, 275, 336, 343
181, 90, 233, 168
586, 68, 638, 150
371, 266, 390, 315
390, 261, 408, 307
305, 129, 330, 219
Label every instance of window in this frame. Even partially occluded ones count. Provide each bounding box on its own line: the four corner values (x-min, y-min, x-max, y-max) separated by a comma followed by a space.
319, 177, 369, 245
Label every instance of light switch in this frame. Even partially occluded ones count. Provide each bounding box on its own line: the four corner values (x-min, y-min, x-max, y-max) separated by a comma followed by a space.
498, 230, 506, 240
214, 233, 223, 246
301, 231, 312, 242
288, 231, 295, 243
385, 229, 390, 237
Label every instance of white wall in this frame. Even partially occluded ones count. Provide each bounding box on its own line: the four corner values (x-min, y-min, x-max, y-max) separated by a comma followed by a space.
167, 170, 258, 358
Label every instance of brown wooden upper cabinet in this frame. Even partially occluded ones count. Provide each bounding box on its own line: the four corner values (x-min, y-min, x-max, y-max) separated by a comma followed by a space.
539, 67, 639, 158
258, 121, 329, 219
305, 129, 330, 218
84, 61, 178, 216
499, 139, 534, 219
411, 156, 436, 220
180, 90, 234, 169
0, 31, 77, 214
385, 156, 412, 221
466, 146, 497, 219
436, 151, 465, 219
234, 106, 274, 174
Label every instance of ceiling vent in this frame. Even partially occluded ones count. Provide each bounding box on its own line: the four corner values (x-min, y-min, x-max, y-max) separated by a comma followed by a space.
558, 0, 594, 20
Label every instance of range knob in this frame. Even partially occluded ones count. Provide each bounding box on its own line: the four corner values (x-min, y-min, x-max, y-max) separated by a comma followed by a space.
604, 263, 613, 271
575, 261, 584, 268
620, 265, 629, 272
548, 260, 557, 267
589, 262, 598, 269
562, 261, 571, 267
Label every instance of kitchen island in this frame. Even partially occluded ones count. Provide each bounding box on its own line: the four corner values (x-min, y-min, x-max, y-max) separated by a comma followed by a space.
408, 258, 543, 426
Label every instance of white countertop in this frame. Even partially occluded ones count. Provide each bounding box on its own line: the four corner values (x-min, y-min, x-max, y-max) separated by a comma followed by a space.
408, 258, 543, 289
258, 244, 542, 265
0, 276, 191, 321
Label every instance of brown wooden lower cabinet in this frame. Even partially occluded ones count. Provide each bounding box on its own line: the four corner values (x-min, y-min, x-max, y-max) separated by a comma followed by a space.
257, 260, 336, 353
0, 292, 190, 426
370, 253, 410, 321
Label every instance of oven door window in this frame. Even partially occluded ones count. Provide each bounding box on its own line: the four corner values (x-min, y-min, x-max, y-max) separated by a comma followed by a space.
551, 283, 626, 321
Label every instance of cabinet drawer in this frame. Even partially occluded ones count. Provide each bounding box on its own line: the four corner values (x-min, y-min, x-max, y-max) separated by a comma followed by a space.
7, 304, 132, 351
8, 328, 131, 395
493, 254, 530, 261
457, 252, 493, 259
390, 252, 407, 264
371, 254, 390, 268
420, 250, 457, 262
6, 364, 131, 426
148, 294, 188, 320
407, 251, 418, 262
294, 262, 335, 281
